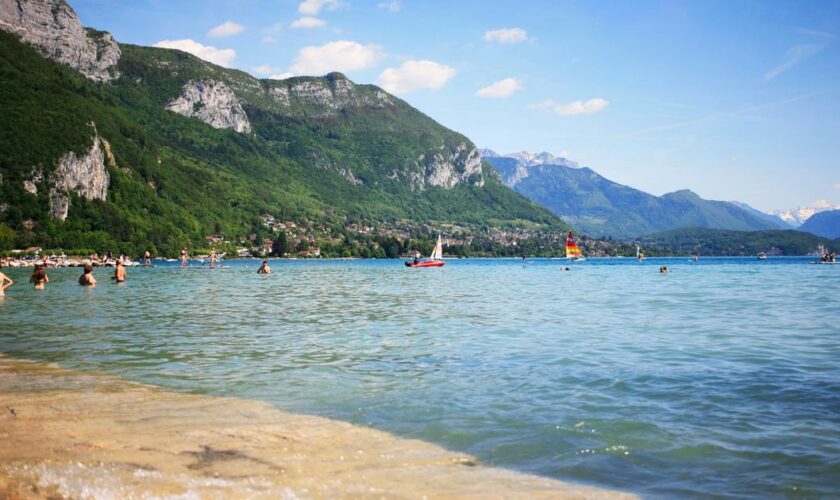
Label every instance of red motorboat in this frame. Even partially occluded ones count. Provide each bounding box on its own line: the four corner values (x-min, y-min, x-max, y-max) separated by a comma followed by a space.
405, 235, 446, 268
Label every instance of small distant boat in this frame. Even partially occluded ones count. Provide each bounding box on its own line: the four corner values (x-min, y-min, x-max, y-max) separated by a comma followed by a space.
406, 235, 445, 268
565, 232, 585, 261
636, 245, 645, 261
757, 252, 767, 260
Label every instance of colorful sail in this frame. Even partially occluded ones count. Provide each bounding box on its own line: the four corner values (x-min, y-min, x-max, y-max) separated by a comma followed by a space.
430, 235, 444, 260
636, 245, 645, 259
565, 232, 582, 258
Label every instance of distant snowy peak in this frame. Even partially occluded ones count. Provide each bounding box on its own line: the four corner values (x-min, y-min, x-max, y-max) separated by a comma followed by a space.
479, 149, 580, 168
770, 200, 840, 226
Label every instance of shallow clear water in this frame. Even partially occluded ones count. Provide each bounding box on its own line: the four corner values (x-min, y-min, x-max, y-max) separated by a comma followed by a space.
1, 257, 838, 497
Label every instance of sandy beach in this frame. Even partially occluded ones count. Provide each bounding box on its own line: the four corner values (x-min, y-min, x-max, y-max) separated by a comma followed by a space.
0, 355, 633, 499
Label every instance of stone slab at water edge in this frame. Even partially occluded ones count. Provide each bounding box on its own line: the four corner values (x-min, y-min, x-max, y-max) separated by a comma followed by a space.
0, 355, 633, 499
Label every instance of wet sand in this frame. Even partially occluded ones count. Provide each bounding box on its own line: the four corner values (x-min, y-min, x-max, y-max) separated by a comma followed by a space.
0, 355, 633, 499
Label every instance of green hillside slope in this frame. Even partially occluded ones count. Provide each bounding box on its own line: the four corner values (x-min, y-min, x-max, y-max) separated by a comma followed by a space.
0, 29, 564, 256
638, 228, 838, 256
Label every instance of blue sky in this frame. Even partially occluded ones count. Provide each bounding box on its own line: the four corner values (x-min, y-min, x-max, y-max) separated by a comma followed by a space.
72, 0, 840, 211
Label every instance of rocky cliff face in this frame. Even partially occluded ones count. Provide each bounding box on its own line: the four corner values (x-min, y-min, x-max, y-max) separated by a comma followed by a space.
166, 80, 252, 133
49, 126, 110, 220
267, 73, 395, 115
0, 0, 120, 82
419, 143, 484, 190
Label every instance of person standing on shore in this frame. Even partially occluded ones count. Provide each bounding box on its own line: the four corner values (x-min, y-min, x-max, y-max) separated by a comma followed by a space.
210, 248, 217, 269
144, 250, 151, 265
0, 270, 12, 297
29, 265, 49, 290
113, 260, 126, 283
180, 247, 188, 267
79, 263, 97, 286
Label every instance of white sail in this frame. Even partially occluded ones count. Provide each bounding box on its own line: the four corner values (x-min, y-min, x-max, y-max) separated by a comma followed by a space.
430, 235, 444, 260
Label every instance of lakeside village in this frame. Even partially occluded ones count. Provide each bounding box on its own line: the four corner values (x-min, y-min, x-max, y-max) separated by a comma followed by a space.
0, 215, 636, 267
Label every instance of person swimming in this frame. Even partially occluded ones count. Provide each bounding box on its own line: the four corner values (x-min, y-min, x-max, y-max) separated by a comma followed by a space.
257, 260, 271, 275
113, 260, 126, 283
79, 263, 97, 286
0, 270, 13, 297
660, 266, 669, 273
29, 265, 49, 290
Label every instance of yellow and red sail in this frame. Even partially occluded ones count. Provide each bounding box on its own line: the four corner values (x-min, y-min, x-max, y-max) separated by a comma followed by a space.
565, 231, 582, 258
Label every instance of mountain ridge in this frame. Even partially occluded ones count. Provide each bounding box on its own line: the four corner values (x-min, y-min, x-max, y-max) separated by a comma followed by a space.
798, 209, 840, 239
481, 152, 784, 238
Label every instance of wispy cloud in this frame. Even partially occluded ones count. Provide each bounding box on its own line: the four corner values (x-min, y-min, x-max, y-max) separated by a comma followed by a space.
475, 78, 522, 98
764, 30, 834, 81
624, 90, 826, 137
207, 21, 244, 38
834, 183, 840, 190
298, 0, 343, 15
378, 0, 401, 12
483, 28, 530, 44
153, 39, 236, 67
530, 98, 609, 116
291, 16, 326, 29
253, 65, 279, 76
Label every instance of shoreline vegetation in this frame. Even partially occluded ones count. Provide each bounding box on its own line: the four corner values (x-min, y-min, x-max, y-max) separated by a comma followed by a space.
2, 226, 838, 265
0, 354, 632, 499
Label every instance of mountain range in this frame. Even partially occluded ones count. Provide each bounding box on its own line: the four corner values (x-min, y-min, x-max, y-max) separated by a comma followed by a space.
0, 0, 563, 255
798, 210, 840, 240
481, 151, 789, 238
770, 201, 840, 227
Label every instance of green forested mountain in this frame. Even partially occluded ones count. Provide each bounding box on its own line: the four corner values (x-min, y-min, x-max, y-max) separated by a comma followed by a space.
0, 9, 563, 256
483, 155, 784, 238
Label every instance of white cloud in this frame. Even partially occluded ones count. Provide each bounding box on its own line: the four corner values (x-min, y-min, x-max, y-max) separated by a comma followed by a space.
377, 60, 455, 95
475, 78, 522, 98
207, 21, 244, 38
298, 0, 342, 15
378, 0, 401, 12
153, 39, 236, 67
764, 42, 829, 81
530, 98, 609, 116
834, 183, 840, 190
253, 64, 279, 76
483, 28, 529, 44
262, 35, 278, 44
270, 72, 297, 80
291, 16, 327, 29
290, 40, 383, 75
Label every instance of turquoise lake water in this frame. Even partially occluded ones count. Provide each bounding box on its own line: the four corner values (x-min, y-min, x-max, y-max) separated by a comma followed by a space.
1, 257, 838, 497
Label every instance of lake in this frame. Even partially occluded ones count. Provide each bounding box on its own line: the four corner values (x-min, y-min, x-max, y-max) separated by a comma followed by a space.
1, 257, 838, 497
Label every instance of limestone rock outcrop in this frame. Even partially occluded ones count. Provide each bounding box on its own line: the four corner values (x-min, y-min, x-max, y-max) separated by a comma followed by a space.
165, 80, 252, 133
420, 143, 484, 190
49, 126, 110, 220
0, 0, 120, 82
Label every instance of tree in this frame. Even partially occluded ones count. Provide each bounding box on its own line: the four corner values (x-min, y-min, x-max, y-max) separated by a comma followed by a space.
272, 233, 290, 256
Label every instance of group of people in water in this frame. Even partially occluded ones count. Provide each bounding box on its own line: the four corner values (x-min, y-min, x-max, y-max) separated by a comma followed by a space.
820, 252, 837, 263
0, 261, 117, 292
0, 254, 274, 297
